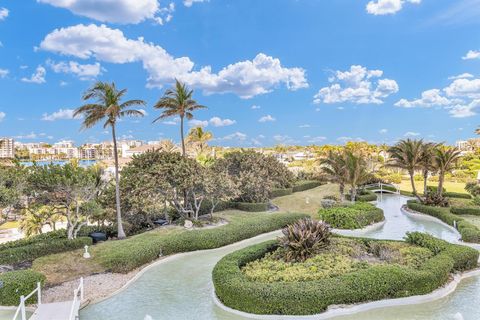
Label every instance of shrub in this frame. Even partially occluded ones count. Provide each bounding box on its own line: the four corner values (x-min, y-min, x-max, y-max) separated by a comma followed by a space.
345, 189, 377, 202
278, 219, 331, 262
319, 202, 384, 229
0, 229, 67, 251
212, 235, 477, 315
426, 186, 446, 194
423, 192, 450, 207
466, 182, 480, 196
444, 192, 472, 199
270, 188, 293, 198
234, 202, 269, 212
320, 199, 337, 209
95, 212, 308, 273
292, 180, 323, 193
0, 270, 46, 306
0, 237, 92, 265
450, 206, 480, 216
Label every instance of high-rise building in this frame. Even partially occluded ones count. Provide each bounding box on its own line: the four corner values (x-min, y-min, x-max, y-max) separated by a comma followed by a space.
0, 138, 15, 158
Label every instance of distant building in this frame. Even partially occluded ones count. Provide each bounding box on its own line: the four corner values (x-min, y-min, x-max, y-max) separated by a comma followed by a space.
0, 138, 14, 158
123, 144, 162, 158
456, 138, 480, 153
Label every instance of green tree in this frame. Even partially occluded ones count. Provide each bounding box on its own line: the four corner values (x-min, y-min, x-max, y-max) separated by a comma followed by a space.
418, 142, 438, 195
153, 80, 207, 157
320, 151, 347, 202
433, 146, 462, 198
186, 126, 213, 156
343, 151, 371, 202
73, 81, 145, 239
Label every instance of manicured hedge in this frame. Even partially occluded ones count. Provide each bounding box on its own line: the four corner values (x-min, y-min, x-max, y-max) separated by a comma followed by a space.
319, 202, 384, 229
270, 188, 293, 198
445, 192, 472, 199
450, 206, 480, 216
0, 230, 67, 251
0, 270, 46, 306
213, 234, 478, 315
95, 212, 308, 273
0, 237, 92, 265
406, 201, 480, 243
345, 190, 378, 202
292, 180, 323, 193
234, 202, 269, 212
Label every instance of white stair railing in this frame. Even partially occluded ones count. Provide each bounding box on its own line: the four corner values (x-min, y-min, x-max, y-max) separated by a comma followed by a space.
12, 282, 42, 320
68, 277, 84, 320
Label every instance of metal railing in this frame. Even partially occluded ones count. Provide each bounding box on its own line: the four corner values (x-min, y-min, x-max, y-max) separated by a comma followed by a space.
363, 182, 400, 194
12, 282, 41, 320
68, 277, 84, 320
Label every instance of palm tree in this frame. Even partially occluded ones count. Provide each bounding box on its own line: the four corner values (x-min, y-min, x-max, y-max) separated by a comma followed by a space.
320, 151, 347, 202
387, 139, 424, 201
418, 142, 438, 195
153, 80, 207, 157
186, 126, 213, 155
343, 151, 370, 202
74, 81, 145, 239
433, 146, 462, 198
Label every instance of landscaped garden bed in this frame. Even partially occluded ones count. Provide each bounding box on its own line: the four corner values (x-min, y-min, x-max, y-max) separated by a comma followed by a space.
318, 202, 384, 229
213, 225, 478, 316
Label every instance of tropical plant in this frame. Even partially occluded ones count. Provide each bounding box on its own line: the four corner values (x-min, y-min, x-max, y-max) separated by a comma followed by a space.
186, 126, 213, 156
433, 146, 462, 198
466, 182, 480, 197
153, 80, 207, 157
343, 151, 371, 202
320, 151, 347, 202
73, 82, 145, 239
278, 218, 331, 262
387, 139, 424, 201
418, 142, 438, 195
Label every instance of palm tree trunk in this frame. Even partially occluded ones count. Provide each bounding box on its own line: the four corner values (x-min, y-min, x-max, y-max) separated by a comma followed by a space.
423, 169, 428, 195
339, 183, 345, 202
112, 124, 126, 239
438, 171, 445, 198
180, 115, 186, 157
409, 170, 422, 202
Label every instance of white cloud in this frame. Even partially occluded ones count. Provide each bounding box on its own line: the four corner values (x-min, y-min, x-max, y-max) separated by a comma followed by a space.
448, 100, 480, 118
14, 132, 40, 140
366, 0, 421, 16
138, 109, 148, 116
462, 50, 480, 60
251, 105, 261, 109
0, 7, 8, 21
395, 89, 452, 108
219, 132, 247, 141
313, 65, 398, 105
379, 128, 388, 134
40, 24, 307, 99
337, 136, 365, 143
188, 119, 208, 127
209, 117, 236, 127
183, 0, 207, 7
299, 124, 311, 128
444, 78, 480, 98
404, 131, 420, 137
163, 117, 180, 125
21, 66, 46, 84
448, 73, 474, 80
307, 136, 327, 143
47, 60, 102, 80
0, 69, 8, 78
37, 0, 171, 25
258, 115, 276, 123
42, 108, 81, 121
273, 135, 298, 144
0, 112, 5, 122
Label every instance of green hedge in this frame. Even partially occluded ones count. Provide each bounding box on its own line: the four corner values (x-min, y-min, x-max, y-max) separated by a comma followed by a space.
345, 190, 378, 202
270, 188, 293, 198
95, 212, 308, 273
450, 206, 480, 216
406, 201, 480, 243
234, 202, 269, 212
213, 234, 478, 315
319, 202, 384, 229
292, 180, 323, 193
0, 270, 46, 306
0, 230, 67, 251
0, 237, 92, 265
445, 192, 472, 199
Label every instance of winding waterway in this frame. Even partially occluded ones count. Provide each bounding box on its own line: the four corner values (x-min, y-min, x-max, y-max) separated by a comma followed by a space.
77, 194, 480, 320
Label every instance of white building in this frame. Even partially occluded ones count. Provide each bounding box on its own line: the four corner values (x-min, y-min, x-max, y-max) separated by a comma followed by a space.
0, 138, 14, 158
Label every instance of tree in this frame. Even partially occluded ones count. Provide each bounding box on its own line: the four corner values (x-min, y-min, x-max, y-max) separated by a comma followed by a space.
153, 80, 207, 157
433, 146, 462, 198
320, 151, 347, 202
73, 81, 145, 239
418, 142, 438, 195
343, 151, 371, 202
204, 163, 239, 217
19, 206, 62, 237
186, 126, 213, 156
387, 139, 424, 201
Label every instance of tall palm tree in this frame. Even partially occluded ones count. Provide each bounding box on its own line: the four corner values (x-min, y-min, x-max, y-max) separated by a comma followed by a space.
186, 126, 213, 155
418, 142, 438, 195
343, 151, 370, 202
320, 151, 347, 202
74, 81, 145, 239
433, 146, 462, 198
153, 80, 207, 157
387, 139, 424, 201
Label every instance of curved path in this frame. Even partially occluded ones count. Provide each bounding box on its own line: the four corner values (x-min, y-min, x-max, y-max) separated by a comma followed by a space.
78, 194, 480, 320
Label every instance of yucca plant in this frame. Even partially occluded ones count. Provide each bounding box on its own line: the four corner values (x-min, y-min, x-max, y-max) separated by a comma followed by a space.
278, 218, 331, 262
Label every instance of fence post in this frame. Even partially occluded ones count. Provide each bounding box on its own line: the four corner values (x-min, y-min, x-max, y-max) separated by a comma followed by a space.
37, 282, 41, 305
20, 296, 26, 320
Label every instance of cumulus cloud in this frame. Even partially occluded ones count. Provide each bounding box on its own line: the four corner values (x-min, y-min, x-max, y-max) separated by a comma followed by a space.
188, 119, 208, 127
273, 135, 298, 144
0, 7, 8, 21
42, 108, 81, 121
218, 132, 247, 141
183, 0, 207, 7
448, 73, 474, 80
444, 78, 480, 98
404, 131, 420, 137
39, 24, 307, 99
37, 0, 174, 25
21, 66, 46, 84
462, 50, 480, 60
307, 136, 327, 143
0, 112, 5, 122
47, 60, 102, 80
313, 65, 398, 105
395, 89, 452, 108
258, 115, 276, 123
0, 69, 8, 78
366, 0, 421, 16
209, 117, 235, 127
448, 100, 480, 118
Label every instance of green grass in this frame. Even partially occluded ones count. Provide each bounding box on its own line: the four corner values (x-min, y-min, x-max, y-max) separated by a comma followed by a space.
0, 221, 19, 230
398, 180, 468, 194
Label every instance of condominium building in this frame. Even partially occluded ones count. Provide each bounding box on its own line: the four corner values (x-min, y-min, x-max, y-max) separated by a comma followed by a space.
0, 138, 14, 158
456, 138, 480, 153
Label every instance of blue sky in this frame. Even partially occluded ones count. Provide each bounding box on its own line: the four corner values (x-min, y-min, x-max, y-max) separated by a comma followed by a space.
0, 0, 480, 147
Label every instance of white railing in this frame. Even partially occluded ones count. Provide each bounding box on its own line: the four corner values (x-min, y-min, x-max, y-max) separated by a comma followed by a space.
68, 277, 84, 320
12, 282, 42, 320
363, 182, 400, 194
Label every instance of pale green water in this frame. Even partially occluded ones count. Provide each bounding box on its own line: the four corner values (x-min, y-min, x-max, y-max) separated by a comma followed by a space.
78, 195, 479, 320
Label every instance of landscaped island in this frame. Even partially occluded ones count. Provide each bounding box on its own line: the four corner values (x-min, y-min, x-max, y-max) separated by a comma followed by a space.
319, 202, 384, 229
213, 219, 478, 316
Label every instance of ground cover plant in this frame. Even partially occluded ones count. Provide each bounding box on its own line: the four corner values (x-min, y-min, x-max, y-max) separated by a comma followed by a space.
318, 202, 384, 229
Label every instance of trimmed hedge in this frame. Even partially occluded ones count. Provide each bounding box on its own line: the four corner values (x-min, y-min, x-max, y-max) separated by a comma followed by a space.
292, 180, 323, 193
319, 202, 384, 229
95, 212, 308, 273
234, 202, 269, 212
345, 190, 378, 202
213, 234, 478, 315
445, 192, 472, 199
406, 201, 480, 243
0, 270, 46, 306
0, 230, 67, 251
0, 237, 92, 265
270, 188, 293, 198
450, 206, 480, 216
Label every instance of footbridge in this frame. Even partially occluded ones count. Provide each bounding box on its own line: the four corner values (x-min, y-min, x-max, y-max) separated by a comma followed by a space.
363, 183, 400, 195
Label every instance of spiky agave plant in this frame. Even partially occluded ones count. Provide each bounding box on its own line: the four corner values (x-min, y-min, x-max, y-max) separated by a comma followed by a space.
278, 218, 331, 262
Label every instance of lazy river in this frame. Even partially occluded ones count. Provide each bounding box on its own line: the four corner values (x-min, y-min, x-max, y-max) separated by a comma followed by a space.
77, 194, 480, 320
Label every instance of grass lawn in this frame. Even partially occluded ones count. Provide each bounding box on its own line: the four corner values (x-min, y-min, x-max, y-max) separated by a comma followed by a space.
0, 221, 19, 230
461, 215, 480, 229
272, 183, 340, 217
398, 180, 468, 194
